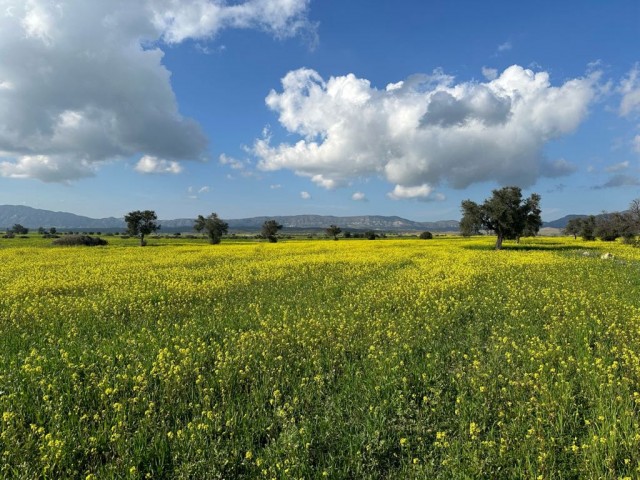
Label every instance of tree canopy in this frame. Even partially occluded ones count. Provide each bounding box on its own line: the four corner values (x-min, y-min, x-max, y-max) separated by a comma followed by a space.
124, 210, 159, 246
326, 224, 342, 240
262, 220, 283, 243
194, 213, 228, 244
460, 186, 542, 249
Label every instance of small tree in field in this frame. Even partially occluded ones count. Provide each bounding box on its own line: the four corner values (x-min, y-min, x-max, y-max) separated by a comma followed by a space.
419, 231, 433, 239
326, 224, 342, 240
125, 210, 159, 246
262, 220, 283, 243
11, 224, 29, 235
564, 218, 583, 239
580, 215, 597, 241
460, 186, 542, 249
194, 213, 228, 244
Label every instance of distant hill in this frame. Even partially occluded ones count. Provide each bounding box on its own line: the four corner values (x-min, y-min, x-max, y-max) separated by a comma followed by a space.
542, 214, 589, 229
0, 205, 459, 233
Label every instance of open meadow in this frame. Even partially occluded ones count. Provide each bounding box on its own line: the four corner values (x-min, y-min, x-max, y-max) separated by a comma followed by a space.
1, 236, 640, 479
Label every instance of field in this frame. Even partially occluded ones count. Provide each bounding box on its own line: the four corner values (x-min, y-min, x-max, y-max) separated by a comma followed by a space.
1, 236, 640, 479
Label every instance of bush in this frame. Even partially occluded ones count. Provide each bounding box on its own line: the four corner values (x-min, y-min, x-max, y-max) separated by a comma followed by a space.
2, 232, 15, 239
419, 231, 433, 240
52, 235, 108, 246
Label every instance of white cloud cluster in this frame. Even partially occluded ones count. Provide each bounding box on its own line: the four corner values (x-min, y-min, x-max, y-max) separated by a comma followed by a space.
254, 65, 598, 198
0, 0, 313, 182
300, 191, 311, 199
351, 191, 366, 201
619, 64, 640, 117
135, 155, 183, 174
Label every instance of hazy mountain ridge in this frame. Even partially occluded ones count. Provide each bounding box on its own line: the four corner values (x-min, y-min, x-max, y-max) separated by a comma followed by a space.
0, 204, 583, 232
0, 205, 460, 232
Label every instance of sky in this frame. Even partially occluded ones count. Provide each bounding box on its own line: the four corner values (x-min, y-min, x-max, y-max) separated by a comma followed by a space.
0, 0, 639, 222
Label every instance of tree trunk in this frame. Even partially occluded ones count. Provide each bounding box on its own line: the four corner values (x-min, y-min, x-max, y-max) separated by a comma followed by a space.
140, 234, 145, 246
495, 234, 503, 250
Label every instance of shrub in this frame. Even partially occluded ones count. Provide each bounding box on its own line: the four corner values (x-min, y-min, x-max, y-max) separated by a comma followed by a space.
419, 231, 433, 240
52, 235, 108, 246
3, 232, 15, 239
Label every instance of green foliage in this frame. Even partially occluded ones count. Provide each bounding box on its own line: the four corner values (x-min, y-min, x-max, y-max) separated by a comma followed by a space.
262, 220, 283, 243
52, 235, 108, 246
580, 215, 597, 241
460, 186, 542, 249
11, 223, 29, 235
563, 217, 584, 239
326, 224, 342, 240
419, 231, 433, 240
194, 212, 228, 244
365, 230, 377, 240
125, 210, 160, 246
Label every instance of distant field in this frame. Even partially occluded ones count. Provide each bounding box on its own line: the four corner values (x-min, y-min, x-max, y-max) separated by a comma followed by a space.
1, 237, 640, 478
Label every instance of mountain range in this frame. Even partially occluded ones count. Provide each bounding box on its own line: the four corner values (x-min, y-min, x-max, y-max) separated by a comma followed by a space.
0, 204, 577, 233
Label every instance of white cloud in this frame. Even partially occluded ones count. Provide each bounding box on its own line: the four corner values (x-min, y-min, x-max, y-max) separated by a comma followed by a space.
135, 155, 183, 174
387, 184, 433, 200
198, 185, 210, 193
300, 190, 311, 200
219, 153, 246, 170
270, 183, 282, 189
0, 0, 313, 183
351, 191, 366, 201
0, 155, 95, 183
634, 135, 640, 153
254, 65, 598, 196
605, 160, 629, 172
619, 64, 640, 117
482, 66, 498, 81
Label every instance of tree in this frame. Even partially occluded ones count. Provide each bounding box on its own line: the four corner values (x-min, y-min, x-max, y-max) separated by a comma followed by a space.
124, 210, 160, 246
460, 186, 542, 249
11, 224, 28, 235
194, 212, 229, 244
580, 215, 597, 241
326, 224, 342, 240
262, 220, 283, 243
419, 231, 433, 239
563, 218, 583, 239
365, 230, 377, 240
49, 227, 57, 235
459, 200, 483, 236
37, 227, 46, 235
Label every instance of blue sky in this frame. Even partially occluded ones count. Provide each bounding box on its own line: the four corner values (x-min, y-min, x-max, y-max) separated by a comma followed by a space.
0, 0, 638, 221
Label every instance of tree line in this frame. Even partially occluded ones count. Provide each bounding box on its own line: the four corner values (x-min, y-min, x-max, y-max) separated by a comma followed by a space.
562, 199, 640, 243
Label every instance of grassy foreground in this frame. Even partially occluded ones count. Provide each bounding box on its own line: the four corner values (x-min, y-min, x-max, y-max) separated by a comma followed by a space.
1, 237, 640, 479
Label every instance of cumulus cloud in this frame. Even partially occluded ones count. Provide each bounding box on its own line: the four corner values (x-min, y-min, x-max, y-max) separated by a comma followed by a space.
605, 160, 629, 172
351, 191, 366, 201
254, 65, 598, 198
0, 0, 313, 182
619, 64, 640, 117
300, 190, 311, 199
387, 184, 433, 200
135, 155, 183, 174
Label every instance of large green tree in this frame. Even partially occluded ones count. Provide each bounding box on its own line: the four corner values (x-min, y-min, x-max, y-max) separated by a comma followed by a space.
194, 213, 229, 244
124, 210, 160, 246
460, 186, 542, 249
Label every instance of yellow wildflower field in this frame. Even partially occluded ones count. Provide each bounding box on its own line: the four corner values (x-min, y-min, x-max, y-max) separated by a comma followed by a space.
1, 236, 639, 478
